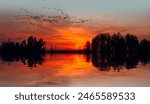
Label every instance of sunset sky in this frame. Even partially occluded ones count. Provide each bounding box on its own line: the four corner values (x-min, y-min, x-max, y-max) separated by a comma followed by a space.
0, 0, 150, 50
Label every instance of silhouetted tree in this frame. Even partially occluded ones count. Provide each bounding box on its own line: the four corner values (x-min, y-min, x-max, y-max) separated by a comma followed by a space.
0, 36, 45, 53
92, 33, 111, 54
0, 36, 45, 68
111, 33, 126, 55
91, 32, 150, 71
139, 39, 150, 55
85, 41, 91, 53
125, 33, 139, 53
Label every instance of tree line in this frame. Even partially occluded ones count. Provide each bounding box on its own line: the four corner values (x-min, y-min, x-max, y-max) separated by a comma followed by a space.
0, 36, 45, 53
84, 33, 150, 71
0, 33, 149, 69
85, 32, 150, 56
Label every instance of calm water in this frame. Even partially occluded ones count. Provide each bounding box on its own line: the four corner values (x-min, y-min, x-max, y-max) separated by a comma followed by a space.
0, 54, 150, 87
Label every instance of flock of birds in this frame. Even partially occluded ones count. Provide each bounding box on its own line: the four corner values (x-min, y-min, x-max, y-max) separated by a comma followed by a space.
22, 7, 89, 24
0, 7, 89, 35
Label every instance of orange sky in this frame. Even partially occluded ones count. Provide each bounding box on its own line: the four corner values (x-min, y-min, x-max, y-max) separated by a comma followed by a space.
0, 11, 150, 50
1, 23, 150, 50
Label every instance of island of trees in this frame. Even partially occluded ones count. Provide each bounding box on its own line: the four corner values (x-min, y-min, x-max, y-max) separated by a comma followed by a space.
0, 33, 149, 68
90, 33, 150, 71
0, 36, 45, 67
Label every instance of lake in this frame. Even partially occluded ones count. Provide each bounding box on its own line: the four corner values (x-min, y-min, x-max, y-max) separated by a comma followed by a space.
0, 54, 150, 87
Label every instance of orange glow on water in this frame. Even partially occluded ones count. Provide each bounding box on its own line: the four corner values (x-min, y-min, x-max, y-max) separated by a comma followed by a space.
0, 54, 150, 86
44, 54, 94, 77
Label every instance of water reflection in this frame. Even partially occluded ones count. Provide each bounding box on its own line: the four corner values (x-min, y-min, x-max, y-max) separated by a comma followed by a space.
0, 53, 150, 86
91, 53, 150, 71
0, 53, 150, 71
0, 53, 45, 68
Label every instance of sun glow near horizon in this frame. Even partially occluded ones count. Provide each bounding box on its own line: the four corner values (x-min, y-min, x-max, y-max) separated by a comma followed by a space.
43, 26, 92, 50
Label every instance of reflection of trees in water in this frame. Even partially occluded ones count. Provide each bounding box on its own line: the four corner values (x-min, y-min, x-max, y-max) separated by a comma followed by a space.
0, 36, 45, 68
0, 53, 45, 68
91, 53, 150, 71
85, 53, 91, 62
92, 53, 111, 71
0, 53, 149, 70
91, 33, 150, 71
0, 33, 149, 70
